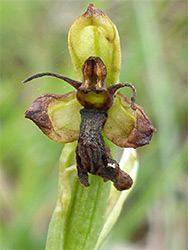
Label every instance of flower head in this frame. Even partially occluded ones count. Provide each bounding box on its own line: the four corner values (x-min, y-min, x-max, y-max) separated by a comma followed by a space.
23, 4, 155, 191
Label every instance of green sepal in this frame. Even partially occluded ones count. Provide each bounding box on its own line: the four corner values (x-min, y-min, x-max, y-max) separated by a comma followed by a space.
68, 4, 121, 85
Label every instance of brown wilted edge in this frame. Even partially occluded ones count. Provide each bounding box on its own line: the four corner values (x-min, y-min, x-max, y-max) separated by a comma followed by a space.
25, 91, 78, 143
117, 93, 156, 148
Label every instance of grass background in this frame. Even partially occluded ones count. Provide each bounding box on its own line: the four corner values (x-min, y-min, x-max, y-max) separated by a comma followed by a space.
1, 1, 187, 249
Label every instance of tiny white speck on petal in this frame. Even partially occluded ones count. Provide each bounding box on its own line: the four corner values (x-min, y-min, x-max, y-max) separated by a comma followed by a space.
107, 163, 116, 168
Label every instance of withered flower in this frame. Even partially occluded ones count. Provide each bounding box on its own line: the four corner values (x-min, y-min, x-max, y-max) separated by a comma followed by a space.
23, 4, 155, 191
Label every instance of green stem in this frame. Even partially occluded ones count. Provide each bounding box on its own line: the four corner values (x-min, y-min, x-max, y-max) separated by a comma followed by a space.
62, 174, 111, 249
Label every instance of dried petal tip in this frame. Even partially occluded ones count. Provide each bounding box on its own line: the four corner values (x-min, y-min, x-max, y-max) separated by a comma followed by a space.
83, 4, 104, 16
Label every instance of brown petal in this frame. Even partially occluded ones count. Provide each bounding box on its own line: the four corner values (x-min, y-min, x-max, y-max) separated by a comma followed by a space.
125, 103, 156, 148
25, 91, 82, 143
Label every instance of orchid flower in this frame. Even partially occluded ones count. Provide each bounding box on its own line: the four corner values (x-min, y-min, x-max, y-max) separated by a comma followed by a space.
23, 4, 155, 249
23, 5, 155, 191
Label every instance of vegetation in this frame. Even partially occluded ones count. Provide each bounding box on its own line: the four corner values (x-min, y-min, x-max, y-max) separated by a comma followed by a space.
1, 1, 187, 249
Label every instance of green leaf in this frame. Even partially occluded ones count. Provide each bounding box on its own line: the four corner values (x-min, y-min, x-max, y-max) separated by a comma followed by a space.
45, 142, 77, 250
63, 175, 111, 249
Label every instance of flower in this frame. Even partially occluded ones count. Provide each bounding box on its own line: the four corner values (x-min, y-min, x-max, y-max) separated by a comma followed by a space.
23, 4, 155, 191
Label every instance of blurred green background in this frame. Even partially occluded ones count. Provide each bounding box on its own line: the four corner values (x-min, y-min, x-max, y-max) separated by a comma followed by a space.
1, 1, 187, 249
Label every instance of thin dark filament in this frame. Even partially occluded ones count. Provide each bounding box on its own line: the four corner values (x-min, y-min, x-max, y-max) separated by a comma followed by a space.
22, 72, 82, 89
108, 83, 136, 109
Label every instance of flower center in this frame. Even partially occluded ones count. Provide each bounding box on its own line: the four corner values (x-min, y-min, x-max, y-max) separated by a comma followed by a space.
76, 57, 114, 110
